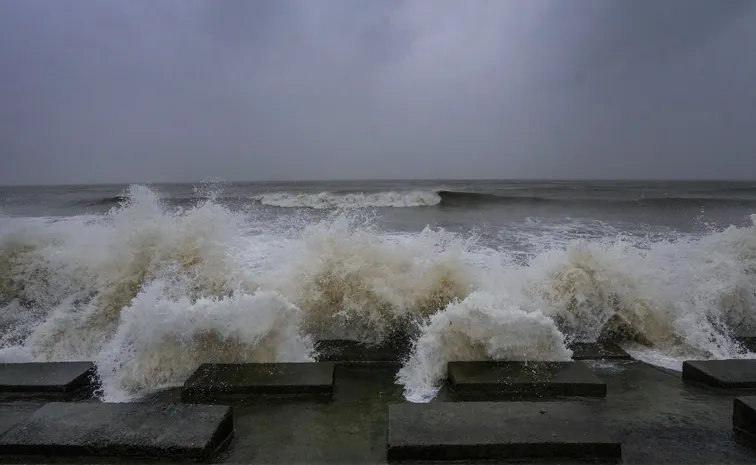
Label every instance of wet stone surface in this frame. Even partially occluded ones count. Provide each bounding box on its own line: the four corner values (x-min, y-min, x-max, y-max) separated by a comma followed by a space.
182, 362, 335, 403
2, 361, 756, 463
387, 401, 621, 462
0, 402, 233, 462
0, 362, 98, 401
447, 361, 607, 400
734, 396, 756, 442
682, 360, 756, 389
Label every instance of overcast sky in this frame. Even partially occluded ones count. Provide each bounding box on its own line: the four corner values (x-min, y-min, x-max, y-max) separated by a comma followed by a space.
1, 0, 755, 184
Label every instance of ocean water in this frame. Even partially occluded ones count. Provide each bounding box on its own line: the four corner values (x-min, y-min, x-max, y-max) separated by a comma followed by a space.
1, 180, 756, 402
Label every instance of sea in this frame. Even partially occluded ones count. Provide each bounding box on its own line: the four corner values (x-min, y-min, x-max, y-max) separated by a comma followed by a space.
1, 180, 756, 402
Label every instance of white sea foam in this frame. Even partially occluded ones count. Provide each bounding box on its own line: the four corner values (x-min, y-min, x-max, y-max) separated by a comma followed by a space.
253, 190, 441, 208
397, 291, 572, 402
1, 186, 756, 402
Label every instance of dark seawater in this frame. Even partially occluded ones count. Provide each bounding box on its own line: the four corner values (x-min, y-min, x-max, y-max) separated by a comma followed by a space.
2, 180, 756, 239
1, 180, 756, 402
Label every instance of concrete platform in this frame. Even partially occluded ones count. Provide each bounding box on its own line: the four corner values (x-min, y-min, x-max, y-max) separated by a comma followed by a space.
314, 339, 410, 365
569, 341, 632, 360
6, 361, 756, 464
0, 362, 97, 401
682, 360, 756, 388
182, 362, 335, 403
387, 401, 621, 462
447, 361, 606, 399
0, 402, 233, 462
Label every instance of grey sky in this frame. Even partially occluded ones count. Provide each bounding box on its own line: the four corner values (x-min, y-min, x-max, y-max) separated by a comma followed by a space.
1, 0, 755, 184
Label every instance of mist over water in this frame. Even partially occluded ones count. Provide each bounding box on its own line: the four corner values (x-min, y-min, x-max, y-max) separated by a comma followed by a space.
1, 181, 756, 402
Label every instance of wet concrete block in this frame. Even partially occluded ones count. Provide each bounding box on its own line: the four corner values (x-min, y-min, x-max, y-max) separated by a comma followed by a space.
682, 360, 756, 388
734, 396, 756, 444
447, 361, 606, 399
387, 401, 621, 462
0, 362, 98, 401
182, 362, 335, 403
0, 403, 43, 437
314, 338, 411, 364
569, 341, 632, 360
0, 402, 233, 462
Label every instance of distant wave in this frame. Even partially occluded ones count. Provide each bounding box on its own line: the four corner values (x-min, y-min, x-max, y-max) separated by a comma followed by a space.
79, 195, 128, 207
78, 190, 756, 210
253, 191, 442, 208
436, 190, 552, 206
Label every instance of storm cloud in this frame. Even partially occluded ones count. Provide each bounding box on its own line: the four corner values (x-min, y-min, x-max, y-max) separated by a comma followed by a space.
1, 0, 755, 184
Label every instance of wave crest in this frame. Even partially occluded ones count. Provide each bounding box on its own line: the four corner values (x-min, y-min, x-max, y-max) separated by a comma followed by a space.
397, 291, 572, 402
254, 190, 441, 208
278, 217, 473, 343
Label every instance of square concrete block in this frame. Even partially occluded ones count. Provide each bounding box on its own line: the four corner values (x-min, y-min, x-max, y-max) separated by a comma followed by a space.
182, 362, 335, 403
387, 401, 621, 462
682, 360, 756, 388
0, 362, 97, 401
447, 361, 606, 399
569, 341, 632, 360
0, 402, 233, 462
734, 396, 756, 442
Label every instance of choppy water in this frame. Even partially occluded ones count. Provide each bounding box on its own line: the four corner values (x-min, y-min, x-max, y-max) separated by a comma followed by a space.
1, 180, 756, 402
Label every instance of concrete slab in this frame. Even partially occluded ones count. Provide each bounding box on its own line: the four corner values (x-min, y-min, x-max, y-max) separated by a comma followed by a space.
682, 360, 756, 388
734, 397, 756, 444
447, 361, 606, 399
569, 341, 632, 360
314, 339, 410, 364
182, 362, 335, 403
0, 402, 233, 462
0, 403, 43, 437
0, 362, 97, 401
387, 401, 621, 462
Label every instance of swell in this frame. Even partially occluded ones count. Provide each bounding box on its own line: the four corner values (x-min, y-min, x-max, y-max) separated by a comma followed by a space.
437, 191, 756, 208
73, 190, 756, 210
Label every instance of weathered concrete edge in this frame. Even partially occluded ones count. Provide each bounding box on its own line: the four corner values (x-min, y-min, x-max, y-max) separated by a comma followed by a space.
682, 361, 756, 389
181, 362, 336, 403
734, 397, 756, 443
446, 361, 607, 399
0, 362, 100, 400
0, 405, 235, 462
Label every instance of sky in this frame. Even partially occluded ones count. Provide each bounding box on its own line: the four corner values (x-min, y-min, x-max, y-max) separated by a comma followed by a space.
1, 0, 755, 185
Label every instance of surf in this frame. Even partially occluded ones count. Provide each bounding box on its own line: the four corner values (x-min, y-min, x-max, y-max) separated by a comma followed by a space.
1, 184, 755, 402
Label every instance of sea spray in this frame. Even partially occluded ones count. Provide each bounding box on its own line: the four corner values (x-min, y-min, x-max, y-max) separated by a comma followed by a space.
397, 291, 572, 402
0, 186, 314, 399
272, 214, 474, 343
2, 185, 756, 402
95, 286, 312, 401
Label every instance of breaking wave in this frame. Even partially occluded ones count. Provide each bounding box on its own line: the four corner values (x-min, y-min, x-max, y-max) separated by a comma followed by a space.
252, 189, 756, 209
254, 190, 441, 208
1, 184, 756, 402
